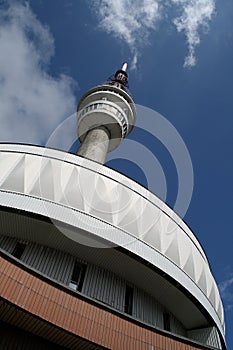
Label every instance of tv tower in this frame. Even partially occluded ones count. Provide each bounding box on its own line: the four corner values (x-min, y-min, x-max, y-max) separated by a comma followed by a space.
77, 63, 136, 163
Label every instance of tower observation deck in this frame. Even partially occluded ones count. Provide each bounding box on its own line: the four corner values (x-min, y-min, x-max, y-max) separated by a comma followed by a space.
77, 63, 136, 163
0, 65, 226, 349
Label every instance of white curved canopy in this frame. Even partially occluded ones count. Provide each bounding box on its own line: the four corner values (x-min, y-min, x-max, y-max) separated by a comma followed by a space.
0, 144, 225, 338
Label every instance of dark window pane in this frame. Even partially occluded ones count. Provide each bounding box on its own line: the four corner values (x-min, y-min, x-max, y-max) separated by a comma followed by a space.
71, 262, 82, 283
124, 285, 133, 315
69, 261, 86, 292
11, 242, 26, 260
163, 312, 170, 331
77, 264, 87, 292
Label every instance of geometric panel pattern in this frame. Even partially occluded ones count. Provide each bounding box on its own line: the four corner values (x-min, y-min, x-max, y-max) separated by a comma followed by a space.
0, 144, 224, 329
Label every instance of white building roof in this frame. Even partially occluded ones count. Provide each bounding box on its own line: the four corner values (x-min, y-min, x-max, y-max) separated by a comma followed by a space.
0, 143, 225, 339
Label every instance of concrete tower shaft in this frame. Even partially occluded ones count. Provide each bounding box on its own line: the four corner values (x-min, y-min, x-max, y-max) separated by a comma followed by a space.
77, 63, 136, 164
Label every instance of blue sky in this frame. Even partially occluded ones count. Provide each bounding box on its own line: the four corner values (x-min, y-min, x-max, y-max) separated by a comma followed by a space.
0, 0, 232, 347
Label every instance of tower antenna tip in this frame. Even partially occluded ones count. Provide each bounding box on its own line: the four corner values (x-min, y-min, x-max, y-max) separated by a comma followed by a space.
121, 62, 128, 72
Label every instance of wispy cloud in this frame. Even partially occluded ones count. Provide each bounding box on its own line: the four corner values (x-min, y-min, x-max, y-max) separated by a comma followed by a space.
171, 0, 216, 67
91, 0, 162, 70
91, 0, 216, 68
0, 2, 76, 144
219, 272, 233, 311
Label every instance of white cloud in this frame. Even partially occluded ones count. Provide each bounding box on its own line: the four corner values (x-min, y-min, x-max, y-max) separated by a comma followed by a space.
91, 0, 216, 68
91, 0, 162, 69
0, 2, 76, 145
219, 274, 233, 311
171, 0, 215, 67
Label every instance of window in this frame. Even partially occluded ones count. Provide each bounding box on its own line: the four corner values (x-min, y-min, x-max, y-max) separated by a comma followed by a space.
11, 242, 26, 260
124, 285, 133, 315
69, 261, 87, 292
123, 108, 128, 117
163, 312, 171, 332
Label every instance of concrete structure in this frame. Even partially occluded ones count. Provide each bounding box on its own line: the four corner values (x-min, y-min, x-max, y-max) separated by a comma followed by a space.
0, 65, 226, 349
